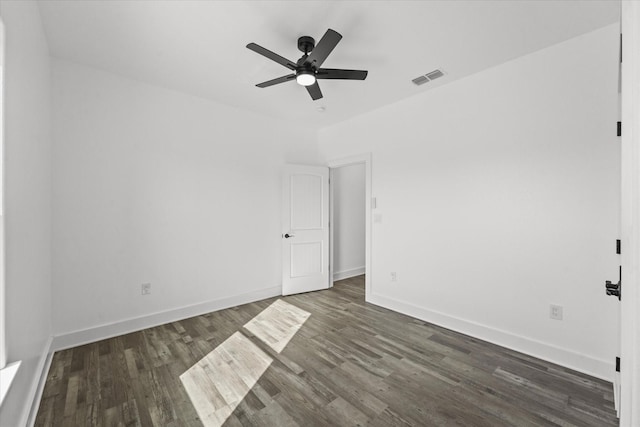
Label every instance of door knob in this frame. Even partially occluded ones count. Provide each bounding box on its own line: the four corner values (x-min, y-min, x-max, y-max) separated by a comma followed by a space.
284, 233, 295, 238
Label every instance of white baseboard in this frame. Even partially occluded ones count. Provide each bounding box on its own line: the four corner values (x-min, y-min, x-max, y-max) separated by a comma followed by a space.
366, 292, 614, 382
51, 286, 282, 352
22, 336, 54, 427
333, 266, 365, 281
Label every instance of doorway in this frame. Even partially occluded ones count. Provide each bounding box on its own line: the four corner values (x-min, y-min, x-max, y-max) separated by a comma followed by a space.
331, 163, 365, 281
328, 154, 372, 301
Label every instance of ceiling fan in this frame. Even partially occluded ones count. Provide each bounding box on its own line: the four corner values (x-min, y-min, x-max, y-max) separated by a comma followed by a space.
246, 29, 368, 101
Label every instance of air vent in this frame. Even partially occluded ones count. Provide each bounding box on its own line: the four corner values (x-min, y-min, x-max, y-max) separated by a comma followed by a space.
426, 69, 444, 80
412, 75, 429, 86
412, 69, 446, 86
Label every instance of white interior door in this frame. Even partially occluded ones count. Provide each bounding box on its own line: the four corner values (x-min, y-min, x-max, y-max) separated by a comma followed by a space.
282, 165, 329, 295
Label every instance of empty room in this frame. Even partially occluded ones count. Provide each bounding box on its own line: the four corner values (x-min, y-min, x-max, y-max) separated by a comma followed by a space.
1, 1, 640, 426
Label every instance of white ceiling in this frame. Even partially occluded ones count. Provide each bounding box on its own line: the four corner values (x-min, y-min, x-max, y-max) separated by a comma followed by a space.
37, 0, 619, 129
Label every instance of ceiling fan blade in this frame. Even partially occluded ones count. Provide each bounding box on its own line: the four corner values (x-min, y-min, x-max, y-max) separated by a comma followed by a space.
256, 74, 296, 88
246, 43, 297, 70
306, 82, 323, 100
316, 69, 368, 80
304, 29, 342, 68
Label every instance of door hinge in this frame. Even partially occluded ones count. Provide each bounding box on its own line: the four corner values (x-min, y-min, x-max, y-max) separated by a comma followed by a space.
605, 266, 622, 301
616, 357, 621, 372
617, 121, 622, 137
620, 33, 622, 64
616, 239, 621, 254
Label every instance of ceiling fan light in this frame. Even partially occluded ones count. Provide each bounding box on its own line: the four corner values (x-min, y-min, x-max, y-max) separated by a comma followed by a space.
296, 71, 316, 86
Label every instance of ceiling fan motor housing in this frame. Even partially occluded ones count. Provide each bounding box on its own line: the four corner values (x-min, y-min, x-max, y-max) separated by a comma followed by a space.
296, 36, 317, 81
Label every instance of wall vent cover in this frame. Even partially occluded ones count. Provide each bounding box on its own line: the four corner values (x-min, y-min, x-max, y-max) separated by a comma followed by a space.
412, 69, 446, 86
412, 75, 429, 86
426, 69, 444, 80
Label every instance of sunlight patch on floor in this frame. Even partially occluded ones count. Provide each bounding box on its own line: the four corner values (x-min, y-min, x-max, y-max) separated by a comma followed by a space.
244, 299, 311, 353
180, 299, 310, 427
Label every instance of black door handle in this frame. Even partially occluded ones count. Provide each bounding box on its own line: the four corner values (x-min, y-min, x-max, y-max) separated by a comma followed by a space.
284, 233, 295, 238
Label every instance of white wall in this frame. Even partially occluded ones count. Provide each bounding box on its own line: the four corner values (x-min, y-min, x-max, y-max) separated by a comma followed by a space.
51, 60, 318, 340
319, 24, 621, 380
0, 1, 52, 426
332, 164, 365, 279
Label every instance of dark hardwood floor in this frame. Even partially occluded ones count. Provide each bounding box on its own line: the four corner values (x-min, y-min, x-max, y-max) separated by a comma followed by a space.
35, 276, 618, 426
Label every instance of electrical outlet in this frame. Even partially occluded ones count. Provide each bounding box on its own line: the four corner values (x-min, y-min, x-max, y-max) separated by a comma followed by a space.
141, 283, 151, 295
390, 272, 397, 282
550, 304, 563, 320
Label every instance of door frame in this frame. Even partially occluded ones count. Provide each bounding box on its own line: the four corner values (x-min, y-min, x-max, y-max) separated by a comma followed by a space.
620, 1, 640, 424
327, 153, 372, 301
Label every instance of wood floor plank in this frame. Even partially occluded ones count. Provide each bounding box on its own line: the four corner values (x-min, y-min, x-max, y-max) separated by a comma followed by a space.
35, 275, 617, 426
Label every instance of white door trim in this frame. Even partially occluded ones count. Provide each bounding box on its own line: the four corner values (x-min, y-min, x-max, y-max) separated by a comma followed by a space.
328, 153, 372, 301
620, 1, 640, 425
